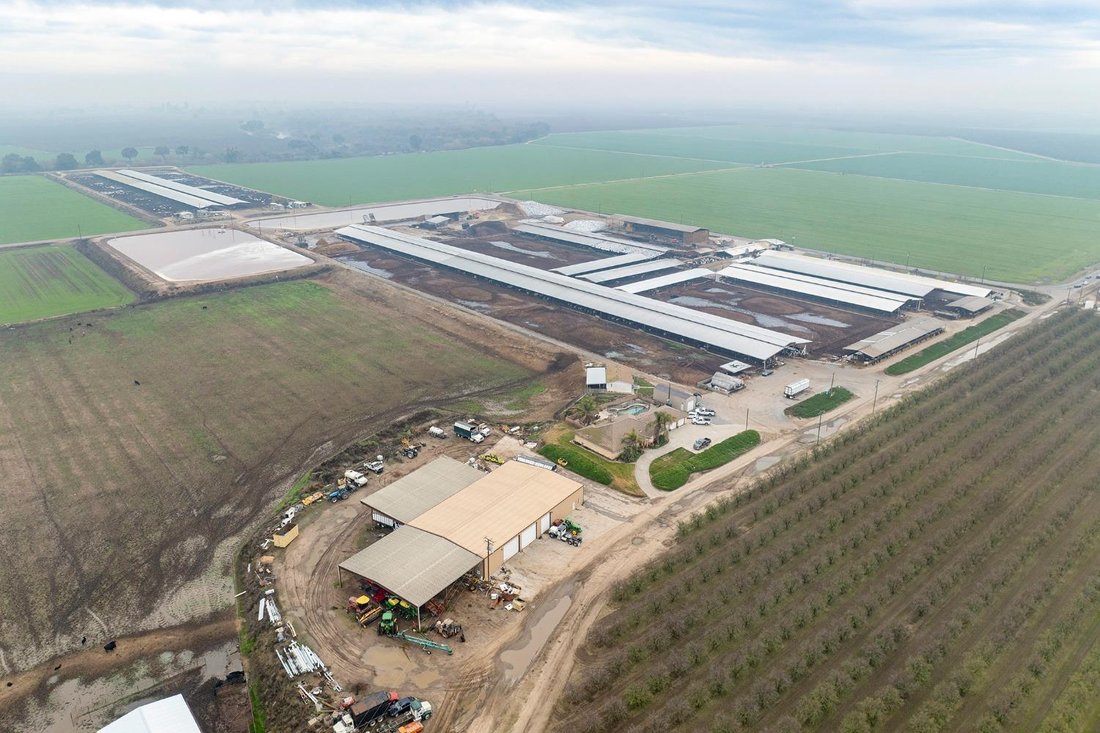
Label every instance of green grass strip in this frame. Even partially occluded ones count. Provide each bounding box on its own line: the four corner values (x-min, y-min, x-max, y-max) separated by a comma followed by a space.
885, 309, 1026, 375
539, 443, 614, 485
785, 387, 856, 418
650, 430, 761, 491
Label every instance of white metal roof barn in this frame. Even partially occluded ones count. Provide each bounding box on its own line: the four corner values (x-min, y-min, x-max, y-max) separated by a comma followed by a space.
718, 264, 913, 314
512, 222, 668, 254
843, 318, 945, 363
336, 224, 809, 363
98, 695, 201, 733
579, 258, 683, 283
753, 252, 991, 299
617, 268, 714, 294
552, 251, 659, 276
340, 460, 584, 623
95, 169, 245, 209
363, 456, 484, 527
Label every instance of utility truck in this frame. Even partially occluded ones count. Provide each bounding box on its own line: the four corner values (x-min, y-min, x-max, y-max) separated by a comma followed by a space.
453, 421, 485, 443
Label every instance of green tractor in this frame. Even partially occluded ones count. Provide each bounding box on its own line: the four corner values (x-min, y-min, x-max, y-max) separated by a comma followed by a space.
377, 610, 397, 636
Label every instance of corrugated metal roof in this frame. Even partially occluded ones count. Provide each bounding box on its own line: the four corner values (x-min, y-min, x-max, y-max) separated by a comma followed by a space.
755, 252, 990, 298
585, 366, 607, 385
362, 456, 484, 524
336, 225, 809, 362
410, 462, 582, 556
617, 268, 714, 294
95, 170, 217, 209
719, 265, 909, 313
513, 223, 667, 254
552, 252, 657, 276
732, 263, 914, 304
117, 170, 245, 206
616, 214, 707, 234
947, 295, 995, 313
580, 259, 683, 283
339, 527, 480, 608
844, 318, 944, 358
99, 695, 202, 733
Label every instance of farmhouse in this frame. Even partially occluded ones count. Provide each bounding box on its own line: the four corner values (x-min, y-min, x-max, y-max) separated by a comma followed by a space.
613, 214, 710, 245
340, 461, 583, 622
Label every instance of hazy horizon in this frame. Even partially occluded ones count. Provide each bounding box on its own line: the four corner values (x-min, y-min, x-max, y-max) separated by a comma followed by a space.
3, 1, 1100, 122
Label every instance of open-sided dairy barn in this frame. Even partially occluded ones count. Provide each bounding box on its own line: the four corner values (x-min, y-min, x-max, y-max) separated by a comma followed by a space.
335, 223, 810, 364
94, 169, 248, 209
340, 459, 583, 625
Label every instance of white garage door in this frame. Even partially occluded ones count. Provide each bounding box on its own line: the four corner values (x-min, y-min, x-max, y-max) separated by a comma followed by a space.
539, 512, 551, 534
520, 523, 538, 549
502, 536, 520, 562
372, 511, 395, 528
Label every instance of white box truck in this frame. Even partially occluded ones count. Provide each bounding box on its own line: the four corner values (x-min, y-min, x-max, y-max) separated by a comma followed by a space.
784, 379, 810, 399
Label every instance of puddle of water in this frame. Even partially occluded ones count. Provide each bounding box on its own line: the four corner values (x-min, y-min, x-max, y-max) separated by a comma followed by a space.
411, 669, 440, 687
754, 455, 781, 473
363, 643, 416, 688
489, 241, 556, 260
340, 258, 393, 279
668, 296, 811, 334
605, 351, 623, 358
624, 343, 647, 353
455, 299, 491, 310
499, 595, 572, 686
788, 312, 849, 328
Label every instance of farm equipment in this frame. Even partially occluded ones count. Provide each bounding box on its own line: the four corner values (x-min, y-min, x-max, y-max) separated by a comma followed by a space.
377, 611, 398, 636
549, 518, 583, 546
377, 612, 454, 654
479, 453, 504, 465
428, 426, 447, 438
434, 618, 464, 639
302, 491, 325, 506
400, 439, 420, 459
346, 596, 382, 627
329, 488, 350, 502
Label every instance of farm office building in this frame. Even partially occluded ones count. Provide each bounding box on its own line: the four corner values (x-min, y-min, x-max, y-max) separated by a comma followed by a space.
340, 460, 583, 617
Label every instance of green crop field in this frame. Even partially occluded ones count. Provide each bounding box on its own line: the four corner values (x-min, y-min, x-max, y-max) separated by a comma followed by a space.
783, 152, 1100, 200
0, 245, 134, 324
190, 144, 727, 207
533, 131, 871, 165
0, 175, 145, 245
638, 125, 1041, 160
509, 167, 1100, 282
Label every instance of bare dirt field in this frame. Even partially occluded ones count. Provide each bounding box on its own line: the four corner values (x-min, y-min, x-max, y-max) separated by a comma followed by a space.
338, 250, 721, 385
651, 280, 898, 356
0, 268, 578, 727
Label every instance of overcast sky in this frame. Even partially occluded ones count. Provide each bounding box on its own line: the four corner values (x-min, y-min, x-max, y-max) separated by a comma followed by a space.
3, 0, 1099, 117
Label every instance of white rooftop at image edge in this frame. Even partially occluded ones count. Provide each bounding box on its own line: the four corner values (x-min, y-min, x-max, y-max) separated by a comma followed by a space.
98, 694, 201, 733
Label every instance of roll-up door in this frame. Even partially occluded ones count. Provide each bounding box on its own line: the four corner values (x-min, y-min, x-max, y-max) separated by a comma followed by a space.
520, 523, 537, 548
539, 512, 551, 534
372, 511, 395, 528
502, 536, 520, 561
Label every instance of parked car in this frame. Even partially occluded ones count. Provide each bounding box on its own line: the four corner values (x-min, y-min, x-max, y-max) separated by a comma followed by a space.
691, 418, 712, 426
692, 437, 712, 451
697, 408, 716, 417
388, 696, 419, 718
761, 368, 774, 376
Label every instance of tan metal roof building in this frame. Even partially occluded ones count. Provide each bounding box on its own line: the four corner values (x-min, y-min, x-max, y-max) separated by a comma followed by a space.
410, 461, 582, 556
844, 317, 945, 363
362, 456, 484, 526
338, 526, 480, 608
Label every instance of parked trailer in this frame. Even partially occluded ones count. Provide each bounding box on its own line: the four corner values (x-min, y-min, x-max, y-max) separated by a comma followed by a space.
428, 426, 447, 438
453, 421, 485, 443
784, 379, 810, 399
350, 691, 399, 728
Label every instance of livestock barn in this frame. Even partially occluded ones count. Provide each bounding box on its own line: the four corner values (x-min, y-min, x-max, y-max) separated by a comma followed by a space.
614, 214, 710, 246
341, 459, 583, 623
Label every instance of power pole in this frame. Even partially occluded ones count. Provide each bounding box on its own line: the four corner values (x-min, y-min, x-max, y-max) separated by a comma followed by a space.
816, 412, 824, 444
872, 379, 880, 415
745, 407, 749, 432
828, 372, 835, 397
484, 537, 494, 578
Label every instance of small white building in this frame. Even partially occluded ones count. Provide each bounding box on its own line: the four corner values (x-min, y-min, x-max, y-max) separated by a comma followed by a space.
585, 365, 608, 391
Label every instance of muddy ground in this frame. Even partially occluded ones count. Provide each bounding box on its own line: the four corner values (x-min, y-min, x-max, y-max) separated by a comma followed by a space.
651, 279, 898, 356
338, 250, 720, 385
440, 231, 601, 271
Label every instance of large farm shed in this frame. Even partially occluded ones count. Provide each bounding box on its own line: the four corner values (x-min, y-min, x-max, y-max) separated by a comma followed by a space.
98, 694, 201, 733
336, 224, 810, 364
753, 251, 991, 300
552, 251, 659, 276
718, 263, 916, 314
340, 461, 583, 622
512, 222, 667, 254
844, 317, 945, 364
94, 169, 246, 210
613, 214, 710, 245
363, 456, 483, 528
